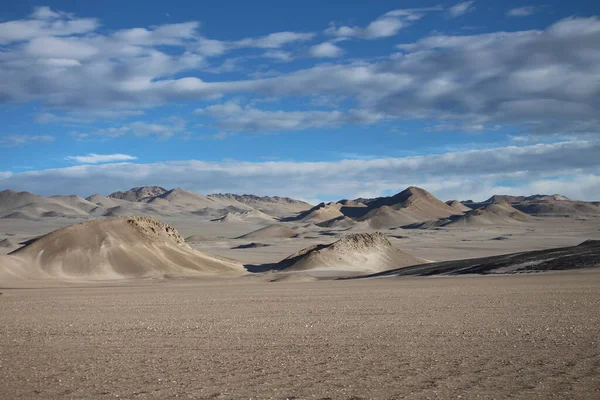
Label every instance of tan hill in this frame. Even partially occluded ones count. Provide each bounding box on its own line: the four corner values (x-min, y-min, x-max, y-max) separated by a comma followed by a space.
0, 190, 91, 219
373, 186, 461, 217
86, 194, 123, 209
211, 213, 244, 223
49, 195, 100, 214
0, 189, 46, 210
108, 186, 167, 202
209, 193, 311, 216
404, 202, 532, 229
272, 232, 424, 274
316, 216, 359, 229
1, 216, 244, 283
445, 202, 531, 227
212, 209, 276, 223
484, 194, 570, 204
348, 186, 462, 223
150, 188, 217, 209
336, 199, 368, 218
291, 202, 344, 223
446, 200, 471, 213
236, 224, 298, 239
513, 200, 600, 216
358, 205, 425, 229
337, 199, 367, 207
1, 211, 39, 220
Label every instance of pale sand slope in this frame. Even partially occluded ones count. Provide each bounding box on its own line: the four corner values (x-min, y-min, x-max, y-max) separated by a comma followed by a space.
272, 232, 424, 274
446, 201, 531, 226
0, 216, 244, 284
236, 224, 298, 239
291, 202, 345, 223
358, 205, 419, 229
316, 215, 360, 229
446, 199, 472, 212
362, 186, 463, 219
407, 201, 532, 228
1, 273, 598, 399
212, 209, 276, 223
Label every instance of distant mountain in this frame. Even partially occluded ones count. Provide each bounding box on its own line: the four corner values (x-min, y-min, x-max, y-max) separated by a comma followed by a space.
446, 200, 471, 212
0, 187, 310, 221
108, 186, 167, 202
109, 187, 312, 217
288, 202, 344, 223
483, 194, 570, 204
463, 193, 600, 217
405, 201, 532, 229
209, 193, 310, 206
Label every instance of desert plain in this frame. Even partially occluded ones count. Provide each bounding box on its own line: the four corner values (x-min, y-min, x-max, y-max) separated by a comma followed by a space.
1, 186, 599, 399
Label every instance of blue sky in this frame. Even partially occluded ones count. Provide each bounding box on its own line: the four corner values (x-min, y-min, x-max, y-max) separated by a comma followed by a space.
1, 1, 599, 202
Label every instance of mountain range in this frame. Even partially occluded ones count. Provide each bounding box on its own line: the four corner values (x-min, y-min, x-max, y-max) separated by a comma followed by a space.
1, 186, 599, 230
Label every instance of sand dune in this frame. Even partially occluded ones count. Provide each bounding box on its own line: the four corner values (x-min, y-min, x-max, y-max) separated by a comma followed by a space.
237, 224, 298, 239
272, 232, 424, 273
0, 216, 244, 283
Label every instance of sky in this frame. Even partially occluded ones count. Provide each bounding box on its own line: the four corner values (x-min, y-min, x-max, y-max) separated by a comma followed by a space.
1, 0, 599, 202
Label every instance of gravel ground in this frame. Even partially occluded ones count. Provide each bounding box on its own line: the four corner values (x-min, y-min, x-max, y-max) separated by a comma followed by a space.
1, 272, 599, 399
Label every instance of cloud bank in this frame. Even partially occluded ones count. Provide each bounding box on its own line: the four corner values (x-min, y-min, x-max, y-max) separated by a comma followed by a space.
3, 140, 599, 201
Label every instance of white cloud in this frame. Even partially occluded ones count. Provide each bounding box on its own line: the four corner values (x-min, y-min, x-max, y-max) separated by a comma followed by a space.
0, 13, 98, 44
325, 7, 441, 40
234, 31, 315, 49
3, 140, 600, 201
448, 1, 475, 18
29, 6, 65, 20
112, 22, 200, 46
0, 135, 55, 147
26, 37, 99, 59
309, 42, 344, 58
194, 102, 383, 132
71, 118, 188, 140
507, 7, 537, 17
0, 8, 599, 137
262, 50, 294, 62
65, 153, 137, 164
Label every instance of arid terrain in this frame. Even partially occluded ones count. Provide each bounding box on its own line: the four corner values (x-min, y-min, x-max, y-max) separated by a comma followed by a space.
1, 274, 599, 399
1, 186, 600, 398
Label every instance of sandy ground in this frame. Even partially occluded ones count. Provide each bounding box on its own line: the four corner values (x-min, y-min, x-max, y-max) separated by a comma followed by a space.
1, 272, 599, 399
